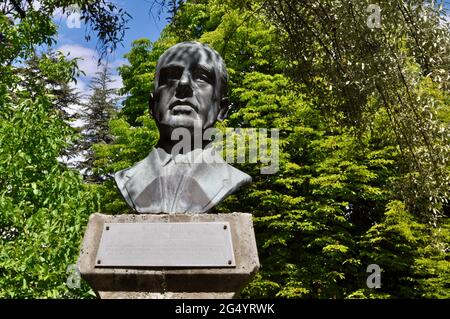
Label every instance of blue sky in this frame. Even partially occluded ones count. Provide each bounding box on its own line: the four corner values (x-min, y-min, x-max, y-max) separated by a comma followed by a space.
47, 0, 449, 100
51, 1, 169, 97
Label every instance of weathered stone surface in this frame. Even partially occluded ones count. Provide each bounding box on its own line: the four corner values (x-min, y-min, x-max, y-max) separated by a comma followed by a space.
77, 213, 259, 298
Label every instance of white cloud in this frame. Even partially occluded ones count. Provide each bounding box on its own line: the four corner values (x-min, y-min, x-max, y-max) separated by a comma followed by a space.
110, 75, 124, 90
53, 7, 65, 20
57, 44, 100, 78
56, 45, 125, 117
68, 116, 86, 129
70, 79, 87, 94
54, 32, 74, 45
110, 58, 128, 71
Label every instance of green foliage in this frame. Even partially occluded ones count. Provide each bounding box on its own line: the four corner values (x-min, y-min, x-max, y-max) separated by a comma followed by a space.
2, 0, 448, 299
94, 0, 449, 299
256, 0, 450, 217
358, 201, 450, 298
0, 1, 126, 298
0, 74, 97, 298
216, 71, 391, 298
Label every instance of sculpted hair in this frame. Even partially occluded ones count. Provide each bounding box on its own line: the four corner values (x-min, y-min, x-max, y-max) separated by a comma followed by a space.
154, 41, 228, 100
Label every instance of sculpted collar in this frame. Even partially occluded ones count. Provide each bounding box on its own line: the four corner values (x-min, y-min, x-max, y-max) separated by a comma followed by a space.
114, 147, 251, 213
155, 147, 206, 167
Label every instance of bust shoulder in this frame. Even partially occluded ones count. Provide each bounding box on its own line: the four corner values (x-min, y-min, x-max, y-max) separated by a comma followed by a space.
114, 148, 251, 213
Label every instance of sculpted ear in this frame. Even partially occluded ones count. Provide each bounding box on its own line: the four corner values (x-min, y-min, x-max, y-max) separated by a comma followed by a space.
217, 97, 230, 121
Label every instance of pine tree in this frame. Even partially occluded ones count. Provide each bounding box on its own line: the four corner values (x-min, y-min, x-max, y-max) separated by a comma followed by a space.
76, 64, 119, 183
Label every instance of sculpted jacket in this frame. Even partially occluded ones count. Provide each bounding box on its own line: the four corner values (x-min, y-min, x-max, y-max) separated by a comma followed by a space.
114, 147, 251, 213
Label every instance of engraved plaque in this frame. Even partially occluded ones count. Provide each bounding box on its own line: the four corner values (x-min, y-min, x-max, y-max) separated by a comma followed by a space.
95, 222, 235, 267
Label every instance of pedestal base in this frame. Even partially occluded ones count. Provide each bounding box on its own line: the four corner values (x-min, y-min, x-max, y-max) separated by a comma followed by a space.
77, 213, 259, 299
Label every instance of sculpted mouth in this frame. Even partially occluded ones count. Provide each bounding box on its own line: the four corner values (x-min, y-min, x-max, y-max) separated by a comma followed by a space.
170, 101, 198, 115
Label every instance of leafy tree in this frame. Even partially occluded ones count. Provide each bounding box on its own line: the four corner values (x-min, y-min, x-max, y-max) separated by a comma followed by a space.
0, 0, 132, 298
252, 0, 450, 218
0, 53, 99, 298
354, 201, 450, 299
156, 0, 450, 212
1, 0, 131, 58
93, 0, 449, 299
16, 52, 85, 162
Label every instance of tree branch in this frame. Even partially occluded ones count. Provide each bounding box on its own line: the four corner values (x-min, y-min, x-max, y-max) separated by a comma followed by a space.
10, 0, 26, 19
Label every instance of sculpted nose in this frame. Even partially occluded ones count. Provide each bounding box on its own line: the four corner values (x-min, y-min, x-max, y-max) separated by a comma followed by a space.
175, 71, 193, 98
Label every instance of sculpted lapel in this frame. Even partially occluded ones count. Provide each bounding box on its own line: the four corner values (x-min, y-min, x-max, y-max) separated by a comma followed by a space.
114, 148, 251, 213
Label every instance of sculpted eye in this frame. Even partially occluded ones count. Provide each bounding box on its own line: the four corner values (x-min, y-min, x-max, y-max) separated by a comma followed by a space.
159, 66, 182, 85
197, 73, 210, 82
193, 68, 213, 84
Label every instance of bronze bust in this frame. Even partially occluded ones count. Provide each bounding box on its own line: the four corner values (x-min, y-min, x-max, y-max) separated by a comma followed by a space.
114, 41, 251, 213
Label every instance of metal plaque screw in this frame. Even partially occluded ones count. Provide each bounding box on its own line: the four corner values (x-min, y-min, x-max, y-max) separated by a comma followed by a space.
106, 226, 110, 231
224, 225, 227, 230
97, 260, 101, 265
228, 260, 232, 265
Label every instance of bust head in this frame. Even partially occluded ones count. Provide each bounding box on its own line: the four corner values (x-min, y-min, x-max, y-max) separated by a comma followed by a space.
115, 42, 252, 214
150, 42, 229, 135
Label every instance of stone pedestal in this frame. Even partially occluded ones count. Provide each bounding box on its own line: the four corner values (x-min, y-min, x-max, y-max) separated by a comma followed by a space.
77, 213, 259, 299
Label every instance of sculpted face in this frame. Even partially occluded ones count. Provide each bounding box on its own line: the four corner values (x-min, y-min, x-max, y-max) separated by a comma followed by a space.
152, 42, 226, 131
